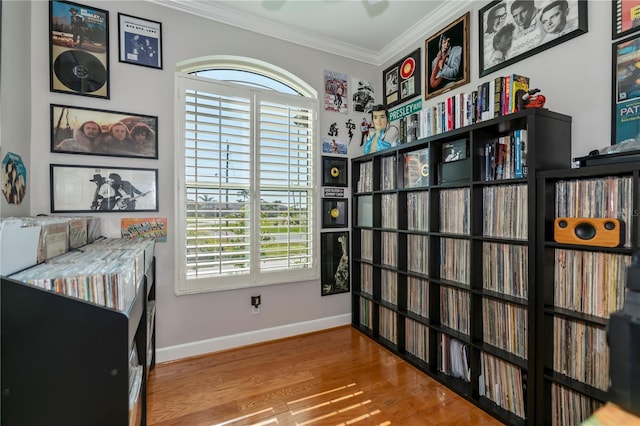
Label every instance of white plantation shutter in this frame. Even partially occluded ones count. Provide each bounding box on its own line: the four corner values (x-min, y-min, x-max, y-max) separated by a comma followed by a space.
176, 74, 318, 293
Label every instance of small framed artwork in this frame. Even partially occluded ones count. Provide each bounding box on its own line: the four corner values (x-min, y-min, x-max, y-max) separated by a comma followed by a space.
613, 33, 640, 145
50, 164, 158, 213
322, 156, 348, 187
426, 12, 470, 100
321, 232, 350, 296
118, 13, 163, 69
479, 0, 587, 77
50, 0, 109, 98
613, 0, 640, 40
383, 48, 421, 109
51, 104, 158, 159
322, 198, 348, 228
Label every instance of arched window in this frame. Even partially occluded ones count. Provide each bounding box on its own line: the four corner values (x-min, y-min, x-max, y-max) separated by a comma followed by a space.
175, 56, 319, 294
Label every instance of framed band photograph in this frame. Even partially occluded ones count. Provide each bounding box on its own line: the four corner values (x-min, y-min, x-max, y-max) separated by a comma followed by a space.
382, 48, 421, 109
613, 0, 640, 40
50, 164, 158, 213
51, 104, 158, 159
613, 32, 640, 145
479, 0, 588, 77
118, 13, 163, 69
50, 0, 109, 99
426, 12, 470, 100
322, 198, 348, 228
320, 231, 350, 296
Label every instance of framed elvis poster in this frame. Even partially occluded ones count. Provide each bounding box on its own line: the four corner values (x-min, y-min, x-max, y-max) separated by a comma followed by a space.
426, 12, 470, 100
613, 33, 640, 145
118, 13, 163, 69
50, 164, 158, 213
383, 48, 421, 109
320, 232, 350, 296
50, 0, 109, 98
51, 104, 158, 159
613, 0, 640, 40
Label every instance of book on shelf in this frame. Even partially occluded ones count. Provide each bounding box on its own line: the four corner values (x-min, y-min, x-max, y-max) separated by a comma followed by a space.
510, 74, 530, 113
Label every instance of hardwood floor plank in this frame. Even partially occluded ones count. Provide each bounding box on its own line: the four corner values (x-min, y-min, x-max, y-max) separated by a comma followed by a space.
147, 326, 504, 426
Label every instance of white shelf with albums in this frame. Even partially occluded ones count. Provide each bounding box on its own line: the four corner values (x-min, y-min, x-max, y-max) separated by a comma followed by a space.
0, 216, 156, 426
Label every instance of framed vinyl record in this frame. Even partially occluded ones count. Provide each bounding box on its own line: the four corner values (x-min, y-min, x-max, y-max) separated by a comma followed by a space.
50, 1, 109, 98
322, 198, 348, 228
322, 156, 348, 187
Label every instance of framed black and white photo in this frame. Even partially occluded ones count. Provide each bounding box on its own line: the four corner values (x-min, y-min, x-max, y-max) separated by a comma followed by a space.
50, 0, 109, 98
383, 48, 421, 109
118, 13, 162, 69
322, 156, 348, 187
51, 104, 158, 159
321, 232, 350, 296
479, 0, 587, 77
613, 32, 640, 145
426, 13, 470, 100
613, 0, 640, 40
50, 164, 158, 213
322, 198, 348, 228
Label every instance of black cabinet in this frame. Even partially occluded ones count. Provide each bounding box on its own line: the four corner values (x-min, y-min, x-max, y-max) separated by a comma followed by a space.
351, 108, 572, 425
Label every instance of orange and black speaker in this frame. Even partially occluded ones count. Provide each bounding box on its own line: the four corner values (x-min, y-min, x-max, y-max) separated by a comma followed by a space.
553, 217, 623, 247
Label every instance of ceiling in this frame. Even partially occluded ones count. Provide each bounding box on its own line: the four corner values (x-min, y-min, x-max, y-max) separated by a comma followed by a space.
151, 0, 471, 65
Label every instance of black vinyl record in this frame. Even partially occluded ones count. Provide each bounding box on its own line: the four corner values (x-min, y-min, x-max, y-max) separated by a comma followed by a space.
54, 50, 106, 93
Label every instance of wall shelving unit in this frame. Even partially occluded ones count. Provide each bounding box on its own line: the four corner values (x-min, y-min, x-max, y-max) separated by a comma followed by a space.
351, 108, 572, 425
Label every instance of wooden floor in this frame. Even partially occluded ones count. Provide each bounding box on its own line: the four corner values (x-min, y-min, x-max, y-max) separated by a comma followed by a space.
147, 326, 504, 426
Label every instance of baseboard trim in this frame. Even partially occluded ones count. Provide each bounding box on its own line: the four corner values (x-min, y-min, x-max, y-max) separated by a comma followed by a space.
156, 313, 351, 363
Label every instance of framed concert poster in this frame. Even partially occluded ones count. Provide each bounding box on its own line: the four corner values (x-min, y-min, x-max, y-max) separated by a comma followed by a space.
613, 32, 640, 145
118, 13, 163, 69
479, 0, 587, 77
49, 0, 109, 99
320, 232, 350, 296
50, 164, 158, 213
613, 0, 640, 40
383, 48, 421, 109
426, 12, 470, 100
51, 104, 158, 159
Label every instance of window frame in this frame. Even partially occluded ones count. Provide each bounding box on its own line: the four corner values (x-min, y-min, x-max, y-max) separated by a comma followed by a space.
174, 57, 320, 295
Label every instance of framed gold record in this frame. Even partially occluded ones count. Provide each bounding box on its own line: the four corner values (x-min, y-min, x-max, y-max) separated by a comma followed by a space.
50, 1, 109, 99
322, 156, 348, 187
322, 198, 348, 228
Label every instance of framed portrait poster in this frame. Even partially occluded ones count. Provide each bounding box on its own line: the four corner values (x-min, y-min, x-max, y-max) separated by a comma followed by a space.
118, 13, 163, 69
50, 164, 158, 213
426, 13, 470, 100
49, 0, 109, 98
479, 0, 587, 77
51, 104, 158, 159
383, 48, 421, 109
322, 156, 348, 187
612, 33, 640, 145
320, 232, 350, 296
613, 0, 640, 40
322, 198, 348, 228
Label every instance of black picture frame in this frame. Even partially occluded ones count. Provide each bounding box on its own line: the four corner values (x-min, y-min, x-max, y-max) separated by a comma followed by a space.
612, 32, 640, 145
51, 104, 158, 159
50, 164, 158, 213
320, 231, 350, 296
425, 12, 470, 100
322, 156, 348, 187
613, 0, 640, 40
118, 13, 163, 69
479, 0, 588, 77
322, 198, 348, 228
50, 0, 109, 99
382, 48, 421, 109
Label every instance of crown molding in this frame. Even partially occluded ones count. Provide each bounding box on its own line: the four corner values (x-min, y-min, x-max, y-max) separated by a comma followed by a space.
148, 0, 472, 67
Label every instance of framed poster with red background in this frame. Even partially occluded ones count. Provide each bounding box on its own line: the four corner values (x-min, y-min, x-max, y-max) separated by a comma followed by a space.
382, 48, 421, 109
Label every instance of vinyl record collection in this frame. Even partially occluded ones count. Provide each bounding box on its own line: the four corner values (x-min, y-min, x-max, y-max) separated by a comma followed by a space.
407, 191, 429, 231
439, 188, 470, 234
482, 242, 528, 299
555, 176, 633, 248
378, 306, 397, 345
380, 155, 396, 190
440, 286, 470, 335
380, 193, 397, 228
407, 277, 429, 318
480, 352, 526, 419
360, 229, 372, 261
359, 297, 373, 329
482, 299, 527, 359
356, 160, 373, 193
551, 383, 602, 426
381, 231, 397, 267
360, 264, 373, 295
483, 184, 528, 239
405, 318, 429, 363
438, 334, 470, 382
440, 238, 470, 285
381, 269, 397, 306
407, 234, 429, 275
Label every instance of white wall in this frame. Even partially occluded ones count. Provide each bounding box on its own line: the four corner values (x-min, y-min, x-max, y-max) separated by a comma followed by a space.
1, 0, 612, 361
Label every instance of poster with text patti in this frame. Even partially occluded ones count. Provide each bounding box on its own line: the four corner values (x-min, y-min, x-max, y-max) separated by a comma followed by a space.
615, 98, 640, 144
324, 70, 348, 113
